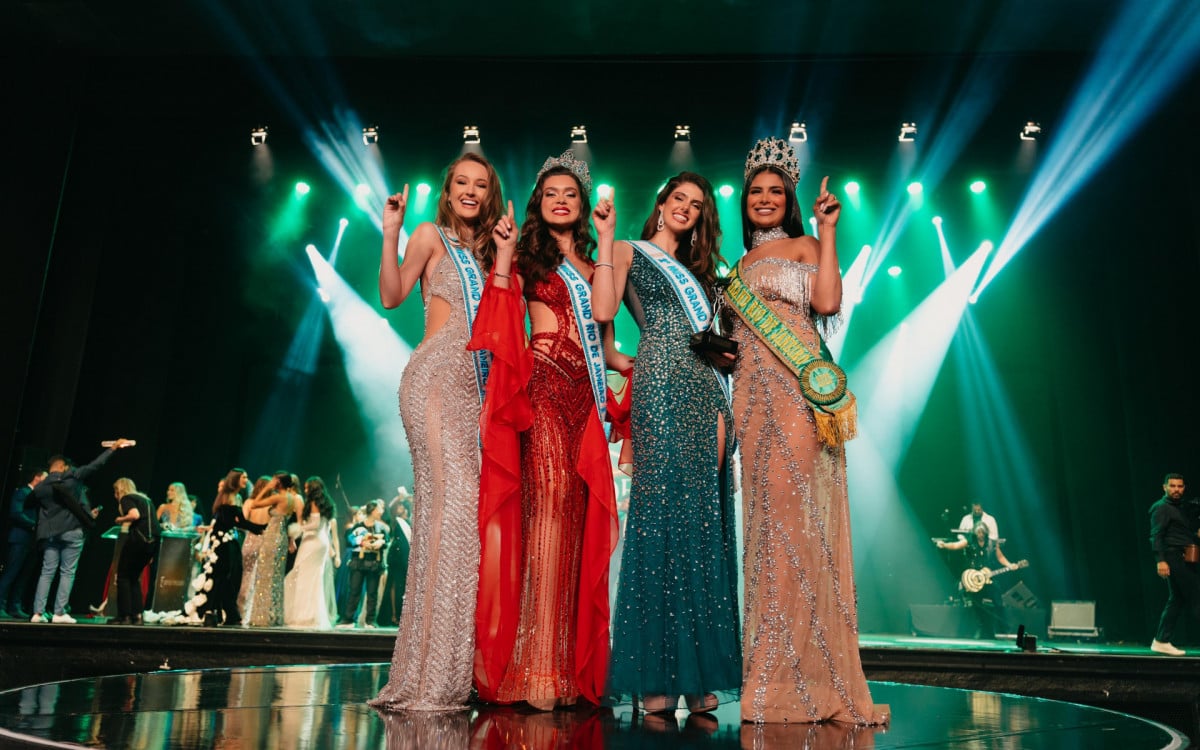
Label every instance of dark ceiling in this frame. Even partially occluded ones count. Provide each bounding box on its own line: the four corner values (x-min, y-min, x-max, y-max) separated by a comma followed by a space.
4, 0, 1131, 60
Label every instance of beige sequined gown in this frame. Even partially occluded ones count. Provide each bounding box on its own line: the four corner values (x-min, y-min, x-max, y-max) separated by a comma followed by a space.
370, 251, 482, 712
729, 257, 887, 725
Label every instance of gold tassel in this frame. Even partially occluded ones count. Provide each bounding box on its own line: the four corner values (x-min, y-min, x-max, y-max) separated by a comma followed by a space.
815, 393, 858, 446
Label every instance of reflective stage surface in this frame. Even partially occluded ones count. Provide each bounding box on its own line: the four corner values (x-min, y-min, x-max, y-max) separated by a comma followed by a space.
0, 664, 1186, 749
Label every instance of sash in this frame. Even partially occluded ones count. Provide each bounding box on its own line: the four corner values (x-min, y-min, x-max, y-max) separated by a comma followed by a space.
556, 262, 607, 423
437, 226, 491, 404
628, 241, 732, 404
725, 261, 858, 446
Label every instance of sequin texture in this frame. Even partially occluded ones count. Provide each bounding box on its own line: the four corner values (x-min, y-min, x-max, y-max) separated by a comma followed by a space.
370, 248, 482, 712
494, 273, 592, 704
607, 250, 741, 700
244, 508, 285, 627
729, 257, 887, 725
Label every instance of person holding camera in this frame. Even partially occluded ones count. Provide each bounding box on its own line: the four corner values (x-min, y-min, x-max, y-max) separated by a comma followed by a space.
337, 499, 390, 629
590, 172, 739, 715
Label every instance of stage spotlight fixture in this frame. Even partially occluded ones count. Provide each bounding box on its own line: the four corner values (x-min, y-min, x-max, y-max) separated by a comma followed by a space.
355, 184, 372, 199
788, 121, 808, 143
317, 287, 331, 303
250, 126, 268, 146
970, 180, 987, 194
415, 183, 432, 197
294, 182, 310, 197
674, 124, 691, 142
362, 126, 379, 145
845, 181, 860, 195
597, 184, 613, 199
463, 125, 481, 144
718, 184, 734, 198
907, 182, 923, 195
932, 216, 943, 226
570, 125, 588, 143
1020, 121, 1042, 141
339, 217, 349, 228
887, 265, 903, 277
898, 122, 918, 142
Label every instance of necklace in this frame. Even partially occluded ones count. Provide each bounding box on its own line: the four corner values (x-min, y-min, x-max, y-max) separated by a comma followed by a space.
750, 226, 789, 248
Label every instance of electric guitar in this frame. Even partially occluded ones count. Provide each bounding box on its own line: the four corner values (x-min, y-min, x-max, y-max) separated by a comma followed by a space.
961, 560, 1029, 593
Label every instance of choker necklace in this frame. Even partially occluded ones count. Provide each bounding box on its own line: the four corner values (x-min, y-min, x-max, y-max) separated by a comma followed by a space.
750, 226, 788, 248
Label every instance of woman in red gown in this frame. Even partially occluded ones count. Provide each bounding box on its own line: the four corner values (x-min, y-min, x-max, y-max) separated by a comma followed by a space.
471, 152, 625, 710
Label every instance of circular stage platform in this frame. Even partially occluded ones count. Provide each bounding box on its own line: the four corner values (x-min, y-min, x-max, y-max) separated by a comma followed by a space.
0, 664, 1187, 749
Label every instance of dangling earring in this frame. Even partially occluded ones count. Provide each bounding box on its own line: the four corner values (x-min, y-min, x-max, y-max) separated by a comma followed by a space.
656, 210, 665, 233
691, 230, 698, 248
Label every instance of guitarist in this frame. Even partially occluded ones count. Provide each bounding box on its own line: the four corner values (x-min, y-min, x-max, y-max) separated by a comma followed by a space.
937, 523, 1019, 639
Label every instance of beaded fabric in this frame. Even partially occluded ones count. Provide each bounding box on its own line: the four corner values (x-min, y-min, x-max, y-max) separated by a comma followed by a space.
370, 246, 483, 712
244, 507, 287, 627
607, 250, 741, 703
728, 257, 888, 725
493, 273, 593, 704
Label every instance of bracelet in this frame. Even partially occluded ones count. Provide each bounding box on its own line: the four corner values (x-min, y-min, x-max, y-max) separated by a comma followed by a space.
594, 262, 614, 269
495, 272, 511, 279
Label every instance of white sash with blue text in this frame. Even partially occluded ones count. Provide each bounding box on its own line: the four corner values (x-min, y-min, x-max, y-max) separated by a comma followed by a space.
628, 240, 732, 404
437, 226, 491, 405
556, 262, 607, 423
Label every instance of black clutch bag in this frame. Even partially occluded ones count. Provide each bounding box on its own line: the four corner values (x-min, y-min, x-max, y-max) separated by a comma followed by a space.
689, 329, 738, 356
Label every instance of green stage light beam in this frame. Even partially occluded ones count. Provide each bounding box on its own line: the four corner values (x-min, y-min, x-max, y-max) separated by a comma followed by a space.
307, 245, 415, 491
848, 242, 990, 470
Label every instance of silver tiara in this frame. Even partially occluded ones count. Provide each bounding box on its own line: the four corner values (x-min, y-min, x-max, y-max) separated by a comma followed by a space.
744, 137, 799, 185
537, 149, 592, 195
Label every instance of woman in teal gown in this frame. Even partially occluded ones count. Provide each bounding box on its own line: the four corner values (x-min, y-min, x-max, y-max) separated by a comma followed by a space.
591, 172, 740, 713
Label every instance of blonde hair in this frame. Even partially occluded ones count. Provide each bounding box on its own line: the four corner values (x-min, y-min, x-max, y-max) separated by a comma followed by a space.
113, 477, 138, 498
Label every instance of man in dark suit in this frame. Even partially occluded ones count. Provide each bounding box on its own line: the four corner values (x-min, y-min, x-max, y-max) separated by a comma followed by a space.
0, 468, 48, 618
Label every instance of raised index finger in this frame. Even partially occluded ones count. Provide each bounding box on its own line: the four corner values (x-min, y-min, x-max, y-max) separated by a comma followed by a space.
507, 200, 515, 220
819, 176, 830, 195
402, 183, 410, 203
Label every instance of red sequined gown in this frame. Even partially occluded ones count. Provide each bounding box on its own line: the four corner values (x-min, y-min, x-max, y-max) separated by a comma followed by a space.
472, 270, 617, 707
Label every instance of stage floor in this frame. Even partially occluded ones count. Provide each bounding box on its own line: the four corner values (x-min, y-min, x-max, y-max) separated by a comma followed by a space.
0, 664, 1187, 749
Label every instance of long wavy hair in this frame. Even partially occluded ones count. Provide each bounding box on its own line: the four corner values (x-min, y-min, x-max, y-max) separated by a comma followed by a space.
303, 476, 335, 523
516, 167, 596, 284
641, 172, 724, 293
213, 468, 247, 513
113, 477, 138, 499
740, 165, 806, 250
436, 152, 504, 271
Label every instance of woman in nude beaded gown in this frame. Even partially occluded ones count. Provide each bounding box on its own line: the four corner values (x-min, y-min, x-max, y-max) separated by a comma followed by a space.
728, 138, 887, 725
472, 153, 623, 710
369, 153, 503, 712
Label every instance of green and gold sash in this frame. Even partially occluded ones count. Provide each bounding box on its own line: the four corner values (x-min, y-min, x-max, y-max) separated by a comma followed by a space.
725, 261, 858, 446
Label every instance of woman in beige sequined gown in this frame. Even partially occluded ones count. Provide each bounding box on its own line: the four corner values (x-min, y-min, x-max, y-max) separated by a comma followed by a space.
369, 153, 503, 712
729, 142, 887, 725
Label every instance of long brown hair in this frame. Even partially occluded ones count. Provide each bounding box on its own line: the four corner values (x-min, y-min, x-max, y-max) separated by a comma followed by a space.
516, 167, 596, 284
640, 172, 724, 293
435, 152, 503, 271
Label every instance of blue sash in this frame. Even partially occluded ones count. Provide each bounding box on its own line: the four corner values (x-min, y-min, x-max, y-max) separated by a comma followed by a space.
556, 262, 607, 423
628, 241, 732, 404
436, 226, 491, 405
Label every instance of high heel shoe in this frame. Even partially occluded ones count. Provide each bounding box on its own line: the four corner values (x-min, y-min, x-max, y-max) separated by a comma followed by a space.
641, 694, 679, 713
684, 693, 718, 713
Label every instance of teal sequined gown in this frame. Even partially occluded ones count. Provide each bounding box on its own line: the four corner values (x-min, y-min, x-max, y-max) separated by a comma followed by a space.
607, 249, 741, 702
